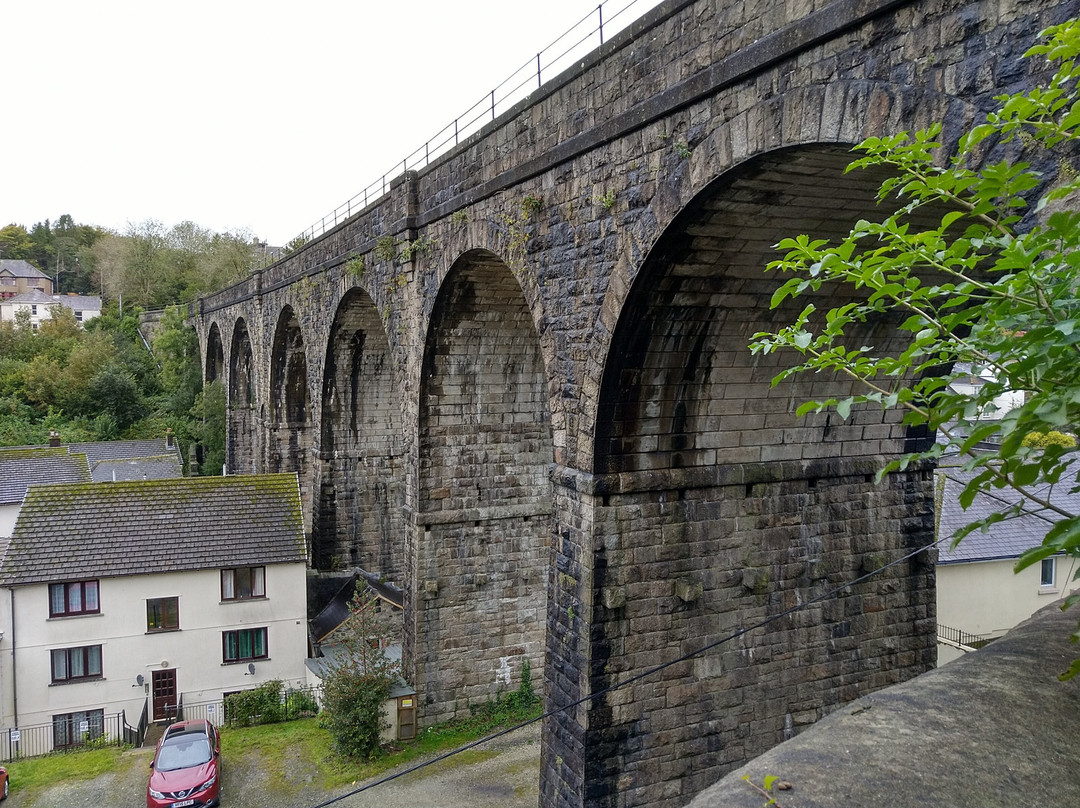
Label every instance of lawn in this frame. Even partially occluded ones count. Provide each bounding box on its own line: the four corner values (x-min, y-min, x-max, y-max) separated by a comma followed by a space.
4, 744, 143, 798
2, 698, 542, 802
223, 696, 542, 793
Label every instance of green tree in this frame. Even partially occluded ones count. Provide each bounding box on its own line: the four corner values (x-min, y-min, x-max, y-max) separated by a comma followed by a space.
155, 306, 203, 417
191, 380, 225, 476
751, 20, 1080, 674
0, 224, 34, 261
318, 589, 401, 759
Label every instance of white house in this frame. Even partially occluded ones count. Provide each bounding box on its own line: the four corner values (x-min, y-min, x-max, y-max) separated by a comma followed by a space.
0, 290, 101, 328
936, 460, 1080, 664
0, 473, 309, 753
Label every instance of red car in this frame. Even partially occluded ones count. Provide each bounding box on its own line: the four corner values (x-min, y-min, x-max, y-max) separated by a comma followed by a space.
0, 765, 9, 800
147, 719, 220, 808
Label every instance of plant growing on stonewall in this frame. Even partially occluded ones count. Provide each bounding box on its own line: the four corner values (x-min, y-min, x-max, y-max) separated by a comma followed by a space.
749, 20, 1080, 676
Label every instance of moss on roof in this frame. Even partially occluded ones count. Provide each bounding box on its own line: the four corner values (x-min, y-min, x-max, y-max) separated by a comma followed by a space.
3, 473, 306, 585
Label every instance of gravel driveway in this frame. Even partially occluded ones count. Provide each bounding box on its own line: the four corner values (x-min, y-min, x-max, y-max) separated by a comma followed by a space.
7, 724, 541, 808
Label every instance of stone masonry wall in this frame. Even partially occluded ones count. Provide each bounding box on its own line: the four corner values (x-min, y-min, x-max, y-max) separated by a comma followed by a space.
192, 0, 1075, 805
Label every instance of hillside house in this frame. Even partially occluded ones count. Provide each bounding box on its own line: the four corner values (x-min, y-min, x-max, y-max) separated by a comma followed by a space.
0, 290, 101, 328
0, 474, 308, 752
936, 461, 1080, 664
0, 260, 52, 299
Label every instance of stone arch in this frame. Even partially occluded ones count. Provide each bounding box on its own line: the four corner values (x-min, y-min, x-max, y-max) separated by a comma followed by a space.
413, 248, 555, 723
205, 322, 224, 384
314, 288, 405, 576
228, 318, 257, 475
269, 305, 314, 530
581, 80, 975, 459
583, 144, 939, 806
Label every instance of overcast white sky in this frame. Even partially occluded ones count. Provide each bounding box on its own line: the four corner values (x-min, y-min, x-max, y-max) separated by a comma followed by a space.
4, 0, 664, 247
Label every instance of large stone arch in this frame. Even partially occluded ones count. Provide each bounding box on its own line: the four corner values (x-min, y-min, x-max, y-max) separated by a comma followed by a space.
314, 288, 405, 576
411, 248, 555, 723
580, 144, 939, 808
269, 305, 314, 529
204, 322, 224, 384
228, 317, 258, 475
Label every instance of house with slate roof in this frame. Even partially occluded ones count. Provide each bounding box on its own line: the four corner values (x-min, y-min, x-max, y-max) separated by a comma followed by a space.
0, 290, 101, 328
936, 459, 1080, 664
0, 435, 183, 536
0, 259, 52, 298
0, 474, 308, 749
0, 447, 92, 537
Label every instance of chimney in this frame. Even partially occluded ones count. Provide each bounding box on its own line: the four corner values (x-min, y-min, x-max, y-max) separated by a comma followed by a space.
165, 428, 174, 449
48, 430, 61, 448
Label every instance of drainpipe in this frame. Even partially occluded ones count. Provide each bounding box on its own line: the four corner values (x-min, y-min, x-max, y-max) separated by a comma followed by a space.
10, 588, 16, 729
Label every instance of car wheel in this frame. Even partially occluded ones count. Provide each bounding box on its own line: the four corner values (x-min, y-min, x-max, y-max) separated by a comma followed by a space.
3, 777, 9, 800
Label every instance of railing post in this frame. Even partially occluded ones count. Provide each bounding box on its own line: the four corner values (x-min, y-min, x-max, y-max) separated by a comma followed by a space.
537, 53, 542, 88
491, 89, 495, 120
599, 4, 604, 45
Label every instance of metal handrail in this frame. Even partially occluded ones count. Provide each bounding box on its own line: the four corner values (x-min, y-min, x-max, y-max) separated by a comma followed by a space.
257, 0, 656, 267
937, 623, 993, 649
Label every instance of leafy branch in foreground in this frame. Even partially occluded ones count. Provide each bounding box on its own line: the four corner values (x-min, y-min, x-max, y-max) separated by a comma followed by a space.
750, 19, 1080, 673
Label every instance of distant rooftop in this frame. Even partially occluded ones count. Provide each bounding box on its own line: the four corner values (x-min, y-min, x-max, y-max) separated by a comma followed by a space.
936, 458, 1080, 564
7, 436, 182, 480
0, 290, 102, 308
0, 259, 49, 279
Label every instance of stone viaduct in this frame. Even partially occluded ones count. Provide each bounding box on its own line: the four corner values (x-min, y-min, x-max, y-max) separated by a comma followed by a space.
193, 0, 1073, 805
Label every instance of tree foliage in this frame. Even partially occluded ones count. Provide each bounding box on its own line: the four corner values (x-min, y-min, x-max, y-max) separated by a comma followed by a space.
750, 20, 1080, 672
92, 219, 260, 309
318, 589, 402, 759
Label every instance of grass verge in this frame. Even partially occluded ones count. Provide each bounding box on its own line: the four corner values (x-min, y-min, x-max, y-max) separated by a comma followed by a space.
4, 744, 142, 801
223, 695, 542, 794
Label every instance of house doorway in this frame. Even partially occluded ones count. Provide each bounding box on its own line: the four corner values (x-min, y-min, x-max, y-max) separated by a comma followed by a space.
152, 669, 177, 722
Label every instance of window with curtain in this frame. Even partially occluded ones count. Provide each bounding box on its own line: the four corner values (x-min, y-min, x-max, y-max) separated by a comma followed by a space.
48, 581, 99, 617
222, 627, 268, 662
221, 567, 265, 600
51, 645, 103, 683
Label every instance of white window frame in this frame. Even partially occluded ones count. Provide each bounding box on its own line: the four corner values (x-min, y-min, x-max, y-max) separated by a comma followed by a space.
1040, 557, 1056, 588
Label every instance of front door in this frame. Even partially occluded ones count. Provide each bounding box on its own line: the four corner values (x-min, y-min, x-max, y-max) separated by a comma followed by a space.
152, 669, 177, 722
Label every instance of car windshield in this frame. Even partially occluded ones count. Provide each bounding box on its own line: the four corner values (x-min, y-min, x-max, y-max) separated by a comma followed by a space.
156, 736, 212, 771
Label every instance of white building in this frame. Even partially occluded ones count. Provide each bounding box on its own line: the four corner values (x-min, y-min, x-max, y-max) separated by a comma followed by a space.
936, 461, 1080, 664
0, 290, 101, 328
0, 474, 308, 753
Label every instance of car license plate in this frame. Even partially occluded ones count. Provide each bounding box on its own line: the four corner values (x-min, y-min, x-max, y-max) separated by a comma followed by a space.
171, 801, 195, 808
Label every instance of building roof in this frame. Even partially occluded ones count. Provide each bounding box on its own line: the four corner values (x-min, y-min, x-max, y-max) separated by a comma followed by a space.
90, 454, 183, 482
7, 437, 183, 480
63, 437, 177, 465
0, 447, 92, 506
2, 474, 306, 585
310, 570, 404, 643
0, 291, 101, 309
936, 458, 1080, 564
0, 260, 49, 280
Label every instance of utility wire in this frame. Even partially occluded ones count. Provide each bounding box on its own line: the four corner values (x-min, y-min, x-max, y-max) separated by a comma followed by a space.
307, 533, 944, 807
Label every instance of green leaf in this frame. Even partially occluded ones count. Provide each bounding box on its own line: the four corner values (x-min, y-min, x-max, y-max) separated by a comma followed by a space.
1058, 655, 1080, 682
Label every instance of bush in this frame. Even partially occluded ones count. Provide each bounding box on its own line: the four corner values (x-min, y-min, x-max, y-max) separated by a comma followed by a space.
285, 688, 320, 718
225, 680, 284, 727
